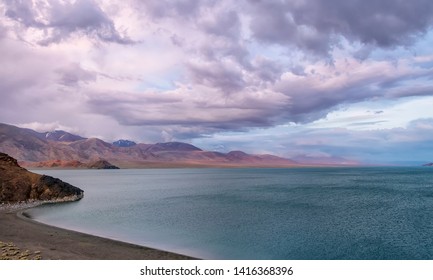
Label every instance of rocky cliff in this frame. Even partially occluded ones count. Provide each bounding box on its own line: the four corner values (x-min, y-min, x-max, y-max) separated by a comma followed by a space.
0, 153, 84, 203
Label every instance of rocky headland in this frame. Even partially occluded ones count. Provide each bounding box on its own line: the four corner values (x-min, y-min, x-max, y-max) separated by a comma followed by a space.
0, 152, 83, 205
86, 159, 119, 169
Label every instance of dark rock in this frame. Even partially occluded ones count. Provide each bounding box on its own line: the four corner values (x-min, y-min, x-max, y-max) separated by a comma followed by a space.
0, 152, 84, 203
0, 152, 21, 168
32, 175, 84, 201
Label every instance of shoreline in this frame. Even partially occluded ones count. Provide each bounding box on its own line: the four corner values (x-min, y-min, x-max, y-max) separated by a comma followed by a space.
0, 206, 196, 260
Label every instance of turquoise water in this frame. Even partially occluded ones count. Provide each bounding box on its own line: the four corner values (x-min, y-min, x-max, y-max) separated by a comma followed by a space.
28, 167, 433, 259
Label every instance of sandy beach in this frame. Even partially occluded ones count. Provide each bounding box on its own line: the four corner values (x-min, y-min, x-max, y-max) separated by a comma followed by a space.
0, 208, 195, 260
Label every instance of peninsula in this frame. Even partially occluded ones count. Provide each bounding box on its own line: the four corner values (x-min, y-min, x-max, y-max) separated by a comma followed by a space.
0, 152, 83, 203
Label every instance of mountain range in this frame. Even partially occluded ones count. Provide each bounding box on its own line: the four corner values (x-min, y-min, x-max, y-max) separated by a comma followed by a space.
0, 123, 358, 168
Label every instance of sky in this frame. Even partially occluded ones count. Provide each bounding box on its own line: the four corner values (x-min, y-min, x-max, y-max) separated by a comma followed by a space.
1, 0, 433, 164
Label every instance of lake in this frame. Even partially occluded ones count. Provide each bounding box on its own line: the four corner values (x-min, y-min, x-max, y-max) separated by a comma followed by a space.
28, 167, 433, 259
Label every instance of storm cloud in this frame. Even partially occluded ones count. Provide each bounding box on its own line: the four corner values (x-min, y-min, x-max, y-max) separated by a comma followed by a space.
246, 0, 433, 55
3, 0, 133, 44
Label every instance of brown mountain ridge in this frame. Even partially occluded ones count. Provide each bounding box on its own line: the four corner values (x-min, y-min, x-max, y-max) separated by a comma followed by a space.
0, 123, 298, 168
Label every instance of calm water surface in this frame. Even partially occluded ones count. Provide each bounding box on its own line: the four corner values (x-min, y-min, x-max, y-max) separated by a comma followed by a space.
28, 167, 433, 259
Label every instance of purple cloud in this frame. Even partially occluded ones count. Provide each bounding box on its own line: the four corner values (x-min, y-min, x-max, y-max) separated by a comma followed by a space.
246, 0, 433, 55
4, 0, 134, 45
56, 63, 97, 87
275, 58, 433, 122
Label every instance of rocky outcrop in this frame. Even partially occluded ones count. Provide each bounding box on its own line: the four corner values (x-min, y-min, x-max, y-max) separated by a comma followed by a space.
0, 153, 83, 203
423, 163, 433, 166
87, 159, 119, 169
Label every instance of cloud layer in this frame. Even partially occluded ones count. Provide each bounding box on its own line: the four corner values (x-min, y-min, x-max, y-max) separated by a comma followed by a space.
1, 0, 433, 162
4, 0, 133, 44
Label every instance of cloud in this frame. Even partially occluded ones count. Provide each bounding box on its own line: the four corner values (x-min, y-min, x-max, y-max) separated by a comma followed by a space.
295, 118, 433, 162
4, 0, 134, 45
408, 118, 433, 131
0, 23, 101, 133
275, 56, 433, 122
187, 59, 246, 93
199, 118, 433, 163
56, 63, 97, 87
18, 121, 77, 133
198, 7, 240, 39
1, 0, 433, 163
139, 0, 211, 20
245, 0, 433, 55
0, 33, 58, 107
0, 23, 96, 98
348, 121, 388, 127
251, 56, 284, 83
86, 85, 289, 135
246, 0, 332, 56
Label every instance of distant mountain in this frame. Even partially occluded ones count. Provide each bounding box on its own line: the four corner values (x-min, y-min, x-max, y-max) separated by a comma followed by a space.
25, 159, 119, 169
0, 123, 54, 162
0, 123, 298, 168
422, 163, 433, 166
113, 139, 137, 147
147, 142, 202, 152
292, 155, 359, 166
42, 130, 86, 142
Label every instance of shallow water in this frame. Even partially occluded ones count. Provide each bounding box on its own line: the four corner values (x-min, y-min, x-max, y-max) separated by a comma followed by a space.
28, 167, 433, 259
